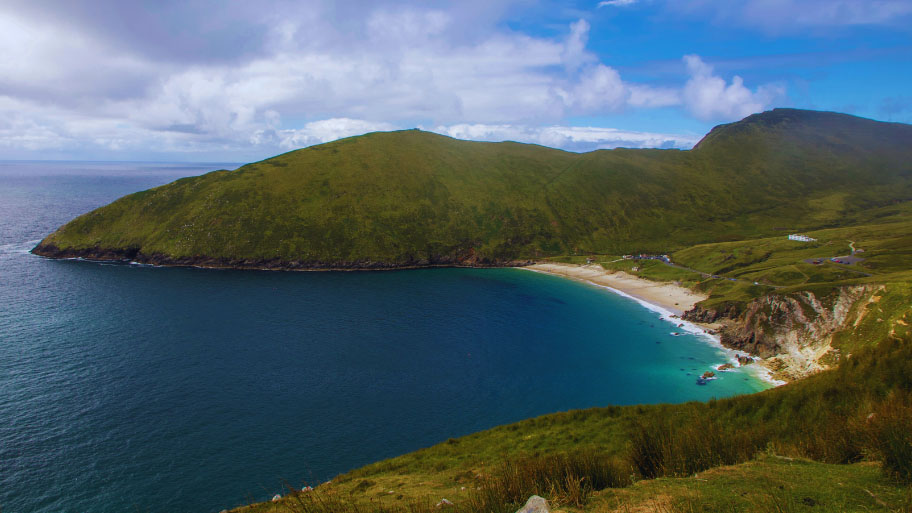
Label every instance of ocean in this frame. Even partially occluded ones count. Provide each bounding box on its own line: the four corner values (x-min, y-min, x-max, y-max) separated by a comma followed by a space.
0, 161, 768, 513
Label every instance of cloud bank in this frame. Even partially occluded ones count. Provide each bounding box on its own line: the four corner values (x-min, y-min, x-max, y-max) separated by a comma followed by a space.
0, 1, 787, 159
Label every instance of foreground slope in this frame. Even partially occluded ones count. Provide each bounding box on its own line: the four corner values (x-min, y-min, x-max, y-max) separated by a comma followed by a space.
233, 332, 912, 513
33, 109, 912, 268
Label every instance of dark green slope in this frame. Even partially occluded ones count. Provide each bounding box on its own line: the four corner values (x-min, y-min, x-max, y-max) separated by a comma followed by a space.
33, 109, 912, 268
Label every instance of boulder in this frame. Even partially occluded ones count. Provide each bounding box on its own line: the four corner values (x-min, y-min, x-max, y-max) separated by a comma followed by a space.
701, 371, 716, 379
736, 354, 755, 366
515, 495, 550, 513
717, 363, 734, 371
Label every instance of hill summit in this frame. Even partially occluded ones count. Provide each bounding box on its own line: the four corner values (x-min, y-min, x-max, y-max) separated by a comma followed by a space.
33, 109, 912, 269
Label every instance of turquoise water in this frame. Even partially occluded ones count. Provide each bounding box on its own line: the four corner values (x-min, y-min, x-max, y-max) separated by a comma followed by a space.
0, 162, 768, 513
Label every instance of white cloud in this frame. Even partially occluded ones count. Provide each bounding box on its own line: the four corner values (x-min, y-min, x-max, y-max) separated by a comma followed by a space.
628, 84, 680, 108
561, 19, 596, 72
746, 0, 912, 26
682, 55, 783, 121
0, 4, 787, 159
367, 8, 451, 45
432, 123, 699, 150
672, 0, 912, 31
561, 64, 682, 113
271, 119, 398, 149
599, 0, 639, 7
567, 65, 629, 111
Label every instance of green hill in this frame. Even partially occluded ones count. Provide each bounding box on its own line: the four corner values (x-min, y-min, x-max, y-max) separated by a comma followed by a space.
32, 108, 912, 268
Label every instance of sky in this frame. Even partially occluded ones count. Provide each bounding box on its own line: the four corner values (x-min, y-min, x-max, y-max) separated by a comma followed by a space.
1, 0, 910, 162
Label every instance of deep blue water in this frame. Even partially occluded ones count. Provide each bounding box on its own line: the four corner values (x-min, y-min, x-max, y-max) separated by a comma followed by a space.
0, 162, 768, 513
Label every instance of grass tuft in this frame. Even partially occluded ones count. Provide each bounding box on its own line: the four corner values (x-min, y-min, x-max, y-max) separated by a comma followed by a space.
466, 451, 631, 512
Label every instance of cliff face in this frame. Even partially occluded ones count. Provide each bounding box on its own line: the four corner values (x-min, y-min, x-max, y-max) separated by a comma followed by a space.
685, 286, 880, 381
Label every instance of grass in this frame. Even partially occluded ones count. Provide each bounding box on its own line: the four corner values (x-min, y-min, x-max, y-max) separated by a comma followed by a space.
466, 452, 632, 512
37, 109, 912, 267
627, 408, 765, 479
596, 455, 912, 512
599, 259, 705, 286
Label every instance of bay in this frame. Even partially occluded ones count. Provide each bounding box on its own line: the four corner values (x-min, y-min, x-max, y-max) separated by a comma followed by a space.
0, 162, 767, 513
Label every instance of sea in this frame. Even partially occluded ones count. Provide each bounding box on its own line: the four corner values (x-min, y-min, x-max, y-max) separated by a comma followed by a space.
0, 161, 769, 513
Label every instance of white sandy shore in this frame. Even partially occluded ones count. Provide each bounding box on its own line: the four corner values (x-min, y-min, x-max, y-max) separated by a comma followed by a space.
523, 262, 786, 387
525, 262, 705, 316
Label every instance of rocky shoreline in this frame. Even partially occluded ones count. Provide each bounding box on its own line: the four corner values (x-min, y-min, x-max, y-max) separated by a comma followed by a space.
524, 263, 882, 384
30, 243, 535, 271
683, 285, 878, 382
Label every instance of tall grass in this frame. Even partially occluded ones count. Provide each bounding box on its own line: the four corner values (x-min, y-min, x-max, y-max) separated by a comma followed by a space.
864, 392, 912, 483
465, 451, 631, 513
628, 408, 767, 478
282, 487, 448, 513
628, 335, 912, 482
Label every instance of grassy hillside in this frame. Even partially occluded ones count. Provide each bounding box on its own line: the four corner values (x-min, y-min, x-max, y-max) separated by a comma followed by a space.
594, 214, 912, 316
231, 332, 912, 513
33, 109, 912, 267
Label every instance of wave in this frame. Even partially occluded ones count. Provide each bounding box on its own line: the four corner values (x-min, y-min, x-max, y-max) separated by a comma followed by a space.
0, 239, 41, 255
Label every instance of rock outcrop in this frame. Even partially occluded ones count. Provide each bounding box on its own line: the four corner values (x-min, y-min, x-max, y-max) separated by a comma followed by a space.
685, 286, 880, 380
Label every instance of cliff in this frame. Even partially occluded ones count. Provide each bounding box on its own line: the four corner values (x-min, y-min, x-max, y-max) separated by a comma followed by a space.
684, 285, 897, 381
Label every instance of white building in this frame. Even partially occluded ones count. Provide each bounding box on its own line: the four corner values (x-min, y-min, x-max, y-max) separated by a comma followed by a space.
788, 234, 817, 242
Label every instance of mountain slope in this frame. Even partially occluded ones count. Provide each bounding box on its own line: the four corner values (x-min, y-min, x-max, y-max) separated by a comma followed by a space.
33, 109, 912, 268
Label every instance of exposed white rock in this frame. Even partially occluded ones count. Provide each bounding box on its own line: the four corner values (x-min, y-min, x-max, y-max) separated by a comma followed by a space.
515, 495, 550, 513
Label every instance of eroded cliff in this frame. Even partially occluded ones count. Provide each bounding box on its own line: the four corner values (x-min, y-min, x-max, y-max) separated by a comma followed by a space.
684, 285, 909, 381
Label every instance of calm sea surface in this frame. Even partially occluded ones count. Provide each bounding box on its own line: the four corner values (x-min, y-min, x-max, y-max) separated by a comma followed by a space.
0, 162, 768, 513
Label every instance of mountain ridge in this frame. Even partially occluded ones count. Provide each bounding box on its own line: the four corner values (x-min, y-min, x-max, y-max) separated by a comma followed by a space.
32, 108, 912, 269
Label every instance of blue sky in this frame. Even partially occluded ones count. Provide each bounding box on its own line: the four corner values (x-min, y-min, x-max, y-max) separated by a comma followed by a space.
0, 0, 910, 162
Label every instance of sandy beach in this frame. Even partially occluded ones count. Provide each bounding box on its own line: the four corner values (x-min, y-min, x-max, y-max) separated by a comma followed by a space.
525, 262, 706, 316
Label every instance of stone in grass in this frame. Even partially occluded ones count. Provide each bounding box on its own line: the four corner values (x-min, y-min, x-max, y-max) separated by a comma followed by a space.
436, 498, 454, 508
272, 494, 281, 502
515, 495, 550, 513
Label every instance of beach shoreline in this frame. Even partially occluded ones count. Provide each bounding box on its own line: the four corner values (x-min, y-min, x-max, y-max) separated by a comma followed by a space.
523, 262, 786, 387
